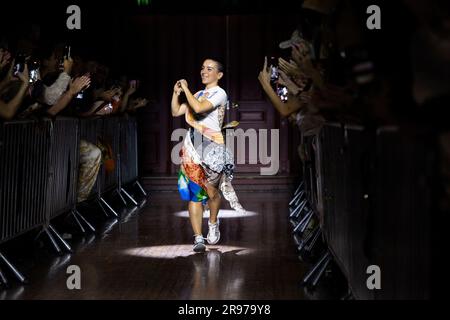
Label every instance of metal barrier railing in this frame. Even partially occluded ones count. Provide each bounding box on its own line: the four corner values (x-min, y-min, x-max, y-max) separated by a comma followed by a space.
0, 119, 51, 244
0, 119, 53, 286
291, 122, 434, 299
370, 127, 432, 299
317, 123, 373, 299
118, 116, 147, 200
120, 117, 139, 185
47, 117, 79, 221
100, 116, 120, 193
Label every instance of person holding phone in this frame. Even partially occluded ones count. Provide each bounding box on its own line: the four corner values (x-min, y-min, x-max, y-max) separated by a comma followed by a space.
258, 56, 310, 118
171, 58, 245, 253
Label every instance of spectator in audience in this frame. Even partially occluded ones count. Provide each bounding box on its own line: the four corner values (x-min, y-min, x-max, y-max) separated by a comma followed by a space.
1, 29, 149, 204
258, 5, 328, 118
41, 54, 72, 106
16, 46, 92, 118
258, 28, 327, 136
259, 1, 372, 135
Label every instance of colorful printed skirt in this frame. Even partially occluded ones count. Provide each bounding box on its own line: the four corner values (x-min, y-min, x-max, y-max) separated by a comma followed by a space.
177, 128, 244, 213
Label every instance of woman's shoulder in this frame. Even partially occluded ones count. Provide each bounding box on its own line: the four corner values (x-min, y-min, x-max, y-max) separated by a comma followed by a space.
207, 86, 227, 98
213, 86, 227, 94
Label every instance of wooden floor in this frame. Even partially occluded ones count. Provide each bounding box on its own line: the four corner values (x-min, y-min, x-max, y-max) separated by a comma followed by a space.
0, 191, 308, 300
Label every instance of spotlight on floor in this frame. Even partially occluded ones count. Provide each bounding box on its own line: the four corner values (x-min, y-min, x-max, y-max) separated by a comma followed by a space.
174, 209, 258, 219
122, 245, 255, 259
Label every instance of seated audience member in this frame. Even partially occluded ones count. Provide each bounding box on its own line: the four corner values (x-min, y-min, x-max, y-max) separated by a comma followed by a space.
77, 139, 103, 203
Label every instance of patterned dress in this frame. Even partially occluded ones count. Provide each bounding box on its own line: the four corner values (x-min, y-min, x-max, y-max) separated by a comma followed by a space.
177, 86, 244, 213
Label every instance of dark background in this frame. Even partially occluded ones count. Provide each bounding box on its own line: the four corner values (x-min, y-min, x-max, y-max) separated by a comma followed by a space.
0, 0, 413, 176
1, 0, 307, 176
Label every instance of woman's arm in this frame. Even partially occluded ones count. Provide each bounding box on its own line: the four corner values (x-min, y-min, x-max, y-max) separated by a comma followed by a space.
259, 78, 304, 117
171, 81, 187, 117
178, 80, 213, 114
47, 75, 91, 117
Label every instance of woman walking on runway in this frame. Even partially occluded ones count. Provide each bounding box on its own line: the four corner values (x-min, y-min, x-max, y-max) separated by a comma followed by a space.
171, 58, 244, 252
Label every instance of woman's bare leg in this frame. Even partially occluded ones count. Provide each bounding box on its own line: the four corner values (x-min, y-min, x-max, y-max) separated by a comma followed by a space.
188, 201, 204, 236
206, 184, 221, 224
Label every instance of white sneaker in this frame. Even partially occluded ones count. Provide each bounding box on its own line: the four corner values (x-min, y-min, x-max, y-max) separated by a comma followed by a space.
193, 235, 206, 252
207, 219, 220, 245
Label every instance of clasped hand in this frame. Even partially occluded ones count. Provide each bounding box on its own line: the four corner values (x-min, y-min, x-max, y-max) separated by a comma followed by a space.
173, 79, 188, 95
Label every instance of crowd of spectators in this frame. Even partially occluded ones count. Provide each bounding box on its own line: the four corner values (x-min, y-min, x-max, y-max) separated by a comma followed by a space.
257, 0, 450, 233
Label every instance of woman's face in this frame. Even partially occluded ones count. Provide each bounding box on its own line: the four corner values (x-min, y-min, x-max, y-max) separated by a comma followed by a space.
200, 59, 222, 85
